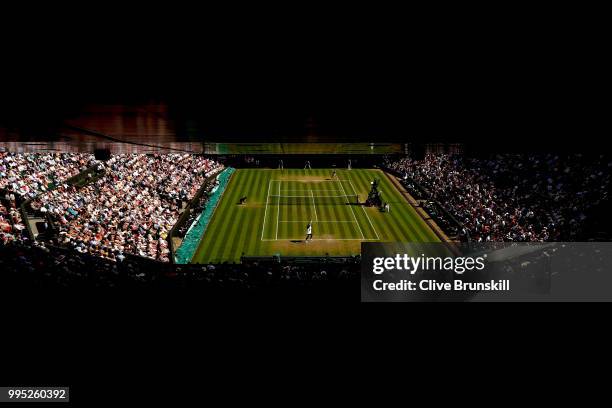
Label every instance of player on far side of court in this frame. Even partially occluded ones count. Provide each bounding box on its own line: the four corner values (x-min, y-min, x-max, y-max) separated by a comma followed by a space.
304, 160, 312, 170
279, 159, 284, 170
348, 159, 352, 170
305, 221, 313, 242
331, 169, 337, 179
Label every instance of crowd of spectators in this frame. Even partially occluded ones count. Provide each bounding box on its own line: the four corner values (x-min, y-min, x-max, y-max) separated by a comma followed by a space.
1, 201, 25, 244
0, 153, 96, 199
387, 153, 611, 242
29, 154, 223, 262
0, 150, 355, 290
0, 239, 359, 292
3, 150, 611, 291
174, 178, 220, 239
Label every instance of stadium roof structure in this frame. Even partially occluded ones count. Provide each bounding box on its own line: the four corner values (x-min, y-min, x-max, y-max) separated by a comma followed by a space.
0, 91, 599, 154
0, 102, 201, 154
202, 143, 404, 155
0, 102, 411, 154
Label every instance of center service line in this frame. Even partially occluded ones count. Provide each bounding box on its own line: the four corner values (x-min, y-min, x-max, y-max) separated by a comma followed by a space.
310, 189, 319, 221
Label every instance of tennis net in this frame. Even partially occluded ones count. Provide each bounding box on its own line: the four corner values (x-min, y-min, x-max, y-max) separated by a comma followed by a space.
268, 194, 358, 205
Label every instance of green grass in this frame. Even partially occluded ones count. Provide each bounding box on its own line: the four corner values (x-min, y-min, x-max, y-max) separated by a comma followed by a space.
192, 168, 440, 263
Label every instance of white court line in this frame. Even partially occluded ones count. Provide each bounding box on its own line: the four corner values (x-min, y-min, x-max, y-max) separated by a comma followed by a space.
263, 178, 380, 241
349, 179, 380, 240
279, 220, 357, 223
269, 195, 355, 198
261, 179, 272, 241
280, 189, 344, 192
310, 189, 318, 221
275, 180, 280, 240
337, 178, 365, 239
261, 238, 379, 241
271, 179, 349, 182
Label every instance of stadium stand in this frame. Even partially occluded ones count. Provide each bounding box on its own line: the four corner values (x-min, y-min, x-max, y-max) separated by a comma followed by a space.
0, 239, 359, 294
387, 153, 611, 242
29, 154, 223, 262
0, 152, 97, 199
1, 151, 610, 289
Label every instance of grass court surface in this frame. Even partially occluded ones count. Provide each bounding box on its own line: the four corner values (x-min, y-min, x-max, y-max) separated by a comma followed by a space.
192, 169, 439, 263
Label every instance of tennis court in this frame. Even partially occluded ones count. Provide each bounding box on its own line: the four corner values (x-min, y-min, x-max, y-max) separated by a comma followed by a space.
192, 168, 440, 263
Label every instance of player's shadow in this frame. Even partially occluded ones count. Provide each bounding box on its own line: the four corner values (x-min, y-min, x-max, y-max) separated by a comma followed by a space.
290, 240, 303, 244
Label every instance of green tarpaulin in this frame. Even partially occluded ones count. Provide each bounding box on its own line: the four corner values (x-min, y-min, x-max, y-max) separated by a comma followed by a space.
174, 167, 235, 264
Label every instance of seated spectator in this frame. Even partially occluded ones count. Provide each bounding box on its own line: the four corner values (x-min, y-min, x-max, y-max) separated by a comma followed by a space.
0, 152, 97, 199
32, 154, 223, 262
386, 153, 611, 242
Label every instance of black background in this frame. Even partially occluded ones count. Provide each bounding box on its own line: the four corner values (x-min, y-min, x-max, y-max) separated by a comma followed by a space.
1, 8, 607, 153
0, 6, 608, 403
